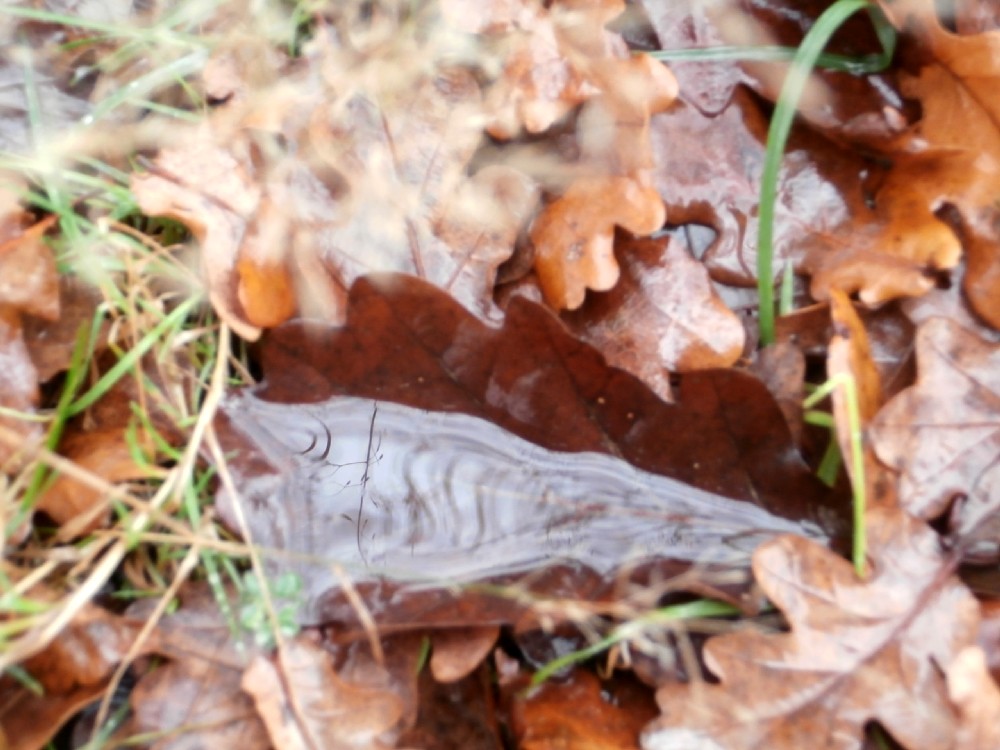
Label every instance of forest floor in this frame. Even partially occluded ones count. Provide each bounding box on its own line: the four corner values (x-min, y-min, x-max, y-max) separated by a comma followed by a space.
1, 1, 999, 748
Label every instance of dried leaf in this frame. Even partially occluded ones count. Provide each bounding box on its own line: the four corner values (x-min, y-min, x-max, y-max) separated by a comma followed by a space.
947, 646, 1000, 750
874, 0, 1000, 327
826, 290, 895, 507
0, 601, 140, 750
242, 636, 412, 750
35, 426, 156, 531
641, 507, 977, 750
132, 23, 533, 336
125, 584, 268, 749
0, 307, 40, 469
870, 317, 1000, 554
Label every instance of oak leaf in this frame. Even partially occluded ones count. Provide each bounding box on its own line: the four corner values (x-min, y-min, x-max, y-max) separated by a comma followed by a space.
242, 637, 408, 750
562, 235, 745, 402
947, 646, 1000, 750
870, 317, 1000, 554
873, 0, 1000, 327
641, 507, 977, 750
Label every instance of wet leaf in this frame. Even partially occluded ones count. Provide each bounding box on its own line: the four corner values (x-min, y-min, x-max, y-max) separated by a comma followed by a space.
217, 275, 840, 624
826, 290, 895, 507
0, 210, 59, 467
641, 507, 977, 750
430, 627, 499, 684
648, 87, 935, 301
506, 668, 658, 750
242, 635, 408, 750
397, 663, 504, 749
562, 235, 745, 401
870, 317, 1000, 555
530, 176, 664, 310
875, 0, 1000, 328
253, 274, 837, 522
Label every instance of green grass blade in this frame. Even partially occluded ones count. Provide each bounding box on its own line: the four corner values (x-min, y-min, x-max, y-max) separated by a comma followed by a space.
756, 1, 895, 345
530, 599, 739, 686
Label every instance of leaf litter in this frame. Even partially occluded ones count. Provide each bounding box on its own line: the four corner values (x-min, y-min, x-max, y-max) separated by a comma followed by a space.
3, 0, 1000, 748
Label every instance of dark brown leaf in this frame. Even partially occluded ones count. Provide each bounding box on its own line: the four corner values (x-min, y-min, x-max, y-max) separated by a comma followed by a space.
254, 274, 838, 520
217, 275, 842, 624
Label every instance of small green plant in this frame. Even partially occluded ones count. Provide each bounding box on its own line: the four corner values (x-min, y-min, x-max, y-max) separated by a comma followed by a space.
238, 570, 303, 650
803, 373, 868, 576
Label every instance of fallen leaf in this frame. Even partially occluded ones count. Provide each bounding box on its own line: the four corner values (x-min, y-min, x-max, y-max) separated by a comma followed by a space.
254, 274, 838, 522
22, 275, 106, 382
0, 598, 140, 750
530, 176, 664, 310
242, 636, 405, 750
648, 86, 936, 302
124, 583, 269, 749
35, 426, 157, 532
641, 506, 977, 750
947, 646, 1000, 750
397, 663, 504, 749
131, 19, 533, 336
242, 634, 423, 750
430, 627, 499, 684
0, 215, 59, 322
873, 0, 1000, 328
0, 307, 40, 469
0, 55, 90, 156
870, 317, 1000, 558
449, 0, 660, 140
0, 212, 58, 469
506, 668, 658, 750
562, 234, 745, 401
750, 341, 805, 447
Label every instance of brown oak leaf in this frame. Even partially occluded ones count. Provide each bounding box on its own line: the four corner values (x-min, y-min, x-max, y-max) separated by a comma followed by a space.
641, 507, 977, 750
870, 317, 1000, 552
562, 234, 745, 401
873, 0, 1000, 327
